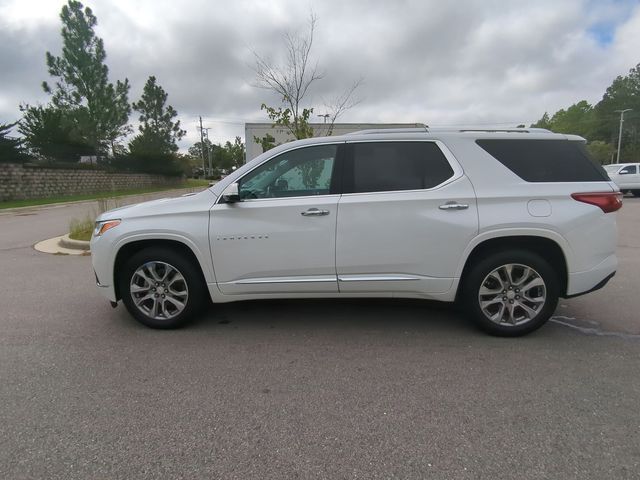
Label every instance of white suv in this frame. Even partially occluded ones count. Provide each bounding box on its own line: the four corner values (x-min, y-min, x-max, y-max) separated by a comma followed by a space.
91, 128, 621, 336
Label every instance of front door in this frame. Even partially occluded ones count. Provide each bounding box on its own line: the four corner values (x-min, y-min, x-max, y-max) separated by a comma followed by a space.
210, 144, 341, 295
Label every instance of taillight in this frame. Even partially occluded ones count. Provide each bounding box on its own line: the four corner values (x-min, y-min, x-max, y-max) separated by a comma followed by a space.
571, 192, 623, 213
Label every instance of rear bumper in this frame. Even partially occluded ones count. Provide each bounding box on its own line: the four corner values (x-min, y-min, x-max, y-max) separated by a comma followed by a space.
565, 254, 617, 297
565, 272, 615, 299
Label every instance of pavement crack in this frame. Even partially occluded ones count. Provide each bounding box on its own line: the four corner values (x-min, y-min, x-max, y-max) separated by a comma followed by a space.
550, 316, 640, 340
0, 245, 32, 252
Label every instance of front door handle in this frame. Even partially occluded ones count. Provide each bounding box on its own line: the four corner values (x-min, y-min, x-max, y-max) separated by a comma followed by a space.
439, 202, 469, 210
301, 208, 330, 216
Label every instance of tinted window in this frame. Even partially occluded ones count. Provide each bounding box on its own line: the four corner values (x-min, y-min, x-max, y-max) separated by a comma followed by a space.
620, 165, 637, 174
239, 145, 337, 199
476, 139, 608, 182
344, 142, 455, 193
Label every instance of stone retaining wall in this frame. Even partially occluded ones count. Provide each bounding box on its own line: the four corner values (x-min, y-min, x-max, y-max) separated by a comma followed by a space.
0, 164, 183, 201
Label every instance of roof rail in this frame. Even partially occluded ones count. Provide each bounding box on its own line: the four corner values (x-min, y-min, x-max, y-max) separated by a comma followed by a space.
350, 126, 429, 135
457, 128, 552, 133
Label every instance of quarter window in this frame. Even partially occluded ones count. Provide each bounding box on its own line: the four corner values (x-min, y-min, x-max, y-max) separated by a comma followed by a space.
239, 145, 337, 199
344, 142, 455, 193
476, 139, 608, 182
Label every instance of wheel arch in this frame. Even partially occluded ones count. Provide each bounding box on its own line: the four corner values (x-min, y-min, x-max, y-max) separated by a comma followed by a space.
456, 233, 569, 299
113, 238, 211, 301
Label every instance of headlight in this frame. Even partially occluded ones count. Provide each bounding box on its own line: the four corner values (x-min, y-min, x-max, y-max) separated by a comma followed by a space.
93, 220, 121, 237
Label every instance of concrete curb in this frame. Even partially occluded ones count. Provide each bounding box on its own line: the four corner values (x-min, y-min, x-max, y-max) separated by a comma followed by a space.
59, 234, 90, 251
34, 235, 91, 256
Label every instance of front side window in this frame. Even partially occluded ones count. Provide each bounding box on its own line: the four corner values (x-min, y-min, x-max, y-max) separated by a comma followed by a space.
343, 141, 455, 193
239, 144, 337, 199
619, 165, 637, 175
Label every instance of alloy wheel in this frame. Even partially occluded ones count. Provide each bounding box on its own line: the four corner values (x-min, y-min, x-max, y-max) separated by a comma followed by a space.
129, 261, 189, 320
478, 263, 546, 326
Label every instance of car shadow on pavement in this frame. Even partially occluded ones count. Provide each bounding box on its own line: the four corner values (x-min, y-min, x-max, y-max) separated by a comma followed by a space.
192, 298, 485, 337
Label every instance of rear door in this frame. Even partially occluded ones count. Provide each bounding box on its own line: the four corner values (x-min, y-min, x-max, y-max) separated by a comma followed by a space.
335, 140, 478, 294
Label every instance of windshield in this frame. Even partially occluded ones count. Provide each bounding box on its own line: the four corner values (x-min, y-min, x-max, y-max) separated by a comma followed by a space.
603, 165, 621, 173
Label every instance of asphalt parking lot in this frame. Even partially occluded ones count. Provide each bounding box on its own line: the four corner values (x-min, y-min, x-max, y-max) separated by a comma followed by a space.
1, 194, 639, 479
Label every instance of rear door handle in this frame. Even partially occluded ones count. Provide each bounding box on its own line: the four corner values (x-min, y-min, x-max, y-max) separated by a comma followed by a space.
301, 208, 330, 216
439, 202, 469, 210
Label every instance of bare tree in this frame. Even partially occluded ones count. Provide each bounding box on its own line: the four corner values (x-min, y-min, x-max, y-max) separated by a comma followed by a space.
253, 14, 362, 140
322, 77, 363, 136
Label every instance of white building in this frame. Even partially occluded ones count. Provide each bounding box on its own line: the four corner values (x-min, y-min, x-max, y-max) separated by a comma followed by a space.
244, 122, 426, 161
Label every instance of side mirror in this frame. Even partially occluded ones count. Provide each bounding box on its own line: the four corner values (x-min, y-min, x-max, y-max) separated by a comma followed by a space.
221, 182, 240, 203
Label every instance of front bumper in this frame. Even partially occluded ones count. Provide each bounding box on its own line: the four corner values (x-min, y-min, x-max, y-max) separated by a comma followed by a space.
94, 269, 117, 302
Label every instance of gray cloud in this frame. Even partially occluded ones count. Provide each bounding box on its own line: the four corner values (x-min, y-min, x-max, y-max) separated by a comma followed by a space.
1, 0, 639, 149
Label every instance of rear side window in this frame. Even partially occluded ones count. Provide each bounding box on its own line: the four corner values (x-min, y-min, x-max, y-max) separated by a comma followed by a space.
476, 139, 609, 182
344, 142, 455, 193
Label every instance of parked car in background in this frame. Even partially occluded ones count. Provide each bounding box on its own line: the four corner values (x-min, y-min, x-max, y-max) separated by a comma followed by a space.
603, 163, 640, 196
91, 127, 622, 337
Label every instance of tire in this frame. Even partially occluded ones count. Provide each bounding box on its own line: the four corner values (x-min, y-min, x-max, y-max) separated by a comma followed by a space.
461, 249, 559, 337
632, 190, 640, 197
119, 247, 206, 329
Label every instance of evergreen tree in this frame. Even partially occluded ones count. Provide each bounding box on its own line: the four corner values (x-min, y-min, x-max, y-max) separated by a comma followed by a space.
130, 76, 185, 156
40, 0, 130, 155
0, 122, 28, 163
19, 105, 91, 161
127, 76, 185, 175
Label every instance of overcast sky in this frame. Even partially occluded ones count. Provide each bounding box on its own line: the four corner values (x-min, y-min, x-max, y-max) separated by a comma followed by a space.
1, 0, 639, 151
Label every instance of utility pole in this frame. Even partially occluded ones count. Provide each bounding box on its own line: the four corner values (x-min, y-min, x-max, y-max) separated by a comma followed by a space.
197, 116, 211, 176
208, 144, 213, 177
317, 113, 330, 123
198, 116, 206, 176
615, 109, 632, 164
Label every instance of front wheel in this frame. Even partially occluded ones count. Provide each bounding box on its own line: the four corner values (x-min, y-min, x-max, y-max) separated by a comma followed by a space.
461, 250, 559, 336
120, 247, 206, 329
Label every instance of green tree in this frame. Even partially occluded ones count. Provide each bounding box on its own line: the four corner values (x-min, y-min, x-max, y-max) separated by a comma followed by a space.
130, 76, 185, 155
41, 0, 131, 155
19, 105, 92, 161
586, 140, 615, 165
127, 76, 185, 174
225, 136, 245, 168
260, 103, 314, 140
531, 101, 596, 138
592, 64, 640, 161
0, 122, 28, 163
188, 138, 213, 169
531, 112, 551, 129
187, 137, 245, 176
253, 133, 276, 153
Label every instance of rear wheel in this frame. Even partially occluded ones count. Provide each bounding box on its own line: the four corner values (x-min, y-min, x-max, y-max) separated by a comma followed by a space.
462, 250, 559, 336
120, 247, 206, 329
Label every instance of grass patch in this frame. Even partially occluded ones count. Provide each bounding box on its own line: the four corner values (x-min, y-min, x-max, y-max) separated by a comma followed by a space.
0, 179, 211, 210
69, 216, 94, 241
